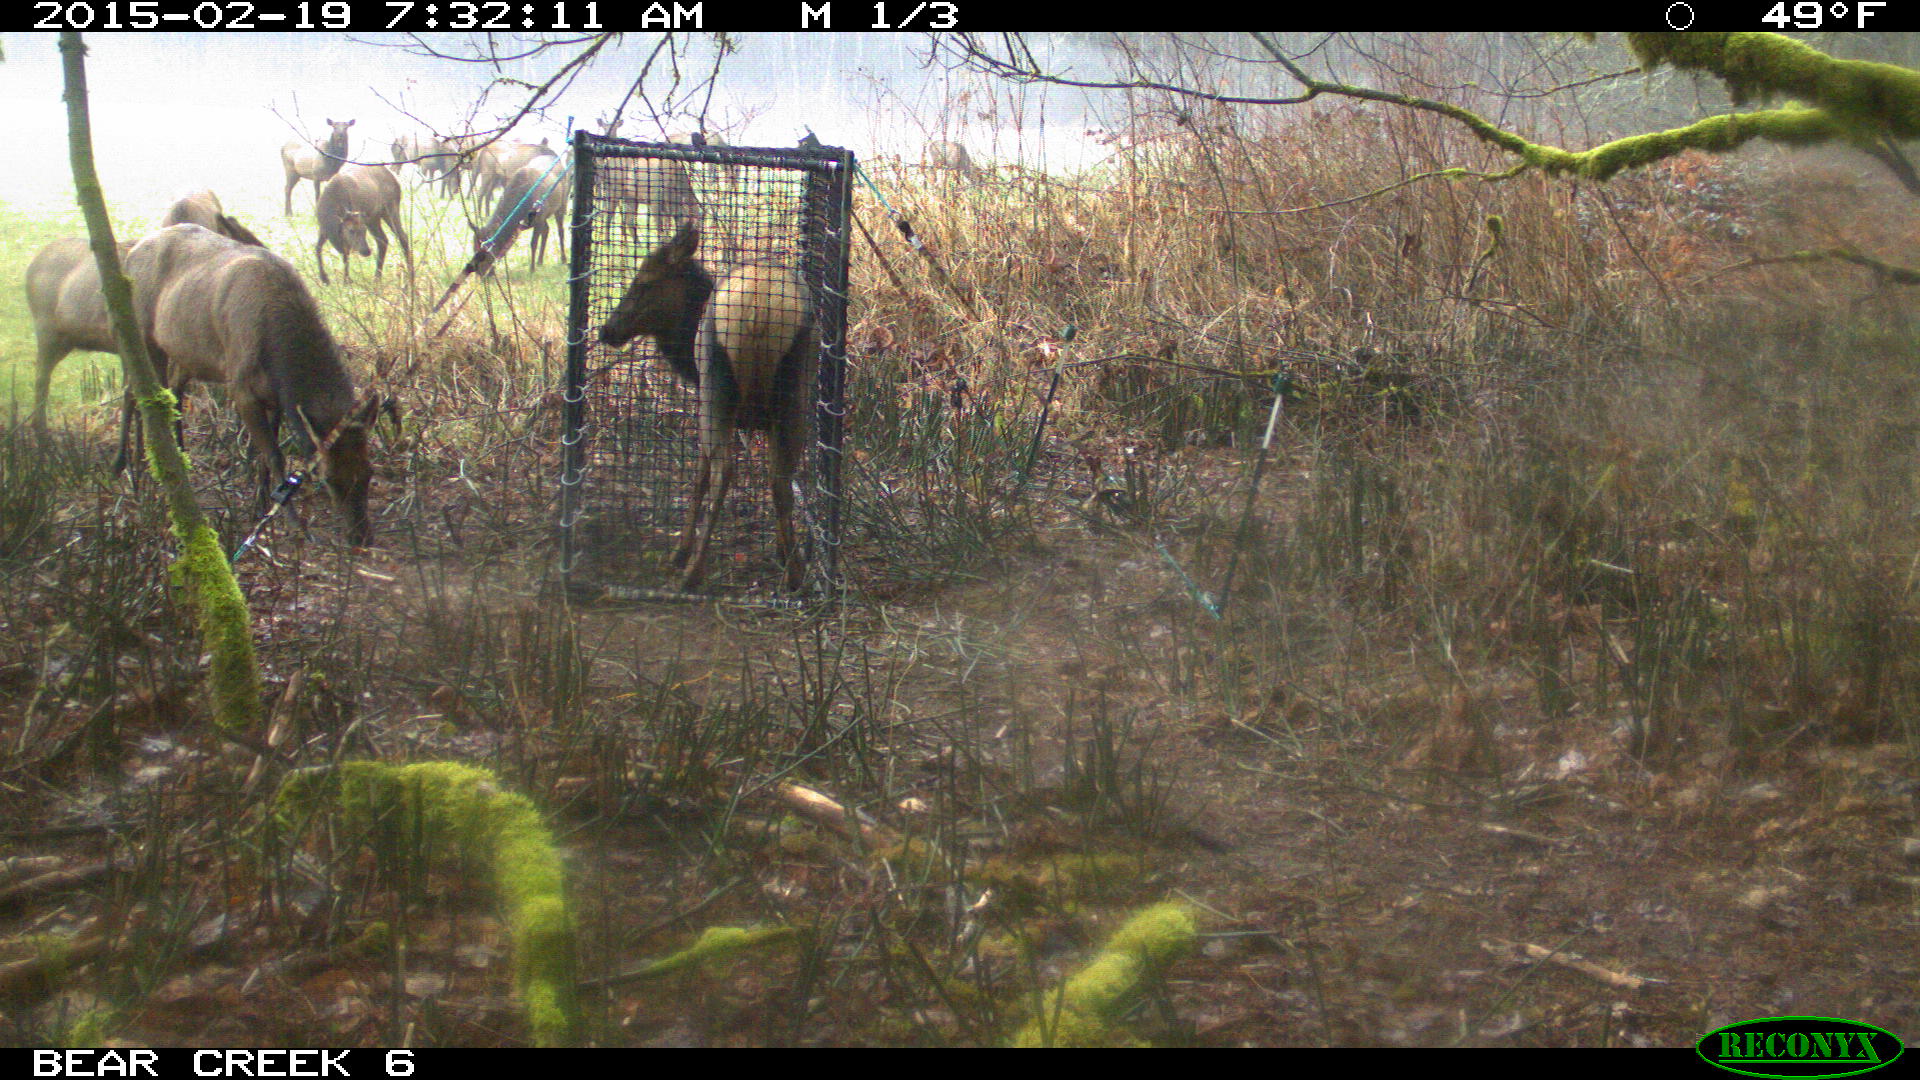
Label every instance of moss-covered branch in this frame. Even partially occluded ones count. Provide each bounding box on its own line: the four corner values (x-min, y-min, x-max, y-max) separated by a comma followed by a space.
1733, 247, 1920, 285
1012, 902, 1197, 1047
60, 33, 264, 733
278, 762, 580, 1047
1630, 32, 1920, 135
1246, 32, 1920, 186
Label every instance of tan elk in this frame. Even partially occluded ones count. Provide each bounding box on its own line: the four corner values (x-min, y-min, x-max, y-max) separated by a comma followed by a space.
280, 118, 354, 216
923, 139, 976, 178
26, 211, 265, 460
127, 224, 381, 544
161, 190, 266, 246
23, 237, 130, 442
468, 158, 571, 274
597, 224, 814, 591
470, 138, 555, 209
390, 132, 462, 197
314, 164, 411, 285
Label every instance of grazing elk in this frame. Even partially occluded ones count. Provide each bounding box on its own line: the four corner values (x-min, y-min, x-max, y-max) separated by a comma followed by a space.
126, 224, 381, 544
281, 118, 354, 216
161, 190, 267, 247
314, 164, 411, 285
433, 131, 491, 199
597, 224, 814, 591
468, 158, 571, 275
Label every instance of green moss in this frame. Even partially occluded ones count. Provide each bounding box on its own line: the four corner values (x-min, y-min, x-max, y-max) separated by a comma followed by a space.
629, 925, 800, 981
25, 932, 76, 971
137, 387, 188, 486
169, 523, 262, 733
1012, 902, 1198, 1048
347, 921, 393, 959
279, 762, 580, 1046
1630, 32, 1920, 136
881, 842, 1143, 906
65, 1009, 115, 1048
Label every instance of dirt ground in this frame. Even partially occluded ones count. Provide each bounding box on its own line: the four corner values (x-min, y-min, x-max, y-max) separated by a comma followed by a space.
4, 425, 1917, 1049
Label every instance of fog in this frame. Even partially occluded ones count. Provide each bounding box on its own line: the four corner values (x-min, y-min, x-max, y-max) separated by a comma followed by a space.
0, 32, 1117, 217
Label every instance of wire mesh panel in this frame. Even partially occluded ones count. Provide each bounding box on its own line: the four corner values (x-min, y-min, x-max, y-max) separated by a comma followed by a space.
561, 134, 852, 603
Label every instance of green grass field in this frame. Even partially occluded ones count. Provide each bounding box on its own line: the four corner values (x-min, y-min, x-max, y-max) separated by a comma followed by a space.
0, 175, 576, 446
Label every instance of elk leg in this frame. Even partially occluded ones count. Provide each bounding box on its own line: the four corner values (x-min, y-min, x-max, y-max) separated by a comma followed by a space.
681, 442, 737, 591
112, 390, 139, 478
113, 344, 170, 477
315, 235, 331, 286
234, 395, 283, 518
31, 342, 71, 434
769, 422, 803, 591
369, 221, 388, 278
672, 445, 713, 572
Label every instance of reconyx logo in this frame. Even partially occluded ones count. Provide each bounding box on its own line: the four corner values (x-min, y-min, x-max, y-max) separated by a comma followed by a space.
1698, 1017, 1904, 1079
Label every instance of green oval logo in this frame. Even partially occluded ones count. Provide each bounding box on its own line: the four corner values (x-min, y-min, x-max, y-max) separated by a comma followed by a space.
1698, 1017, 1905, 1079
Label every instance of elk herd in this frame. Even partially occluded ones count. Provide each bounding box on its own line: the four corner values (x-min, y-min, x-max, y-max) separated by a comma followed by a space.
25, 119, 580, 550
22, 123, 955, 590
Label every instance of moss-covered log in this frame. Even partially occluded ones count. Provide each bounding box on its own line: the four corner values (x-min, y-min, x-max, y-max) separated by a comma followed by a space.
279, 762, 580, 1046
1012, 902, 1197, 1047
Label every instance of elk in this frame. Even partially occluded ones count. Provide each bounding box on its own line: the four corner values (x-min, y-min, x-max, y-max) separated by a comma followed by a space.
280, 118, 354, 216
26, 210, 266, 459
23, 237, 129, 438
390, 132, 462, 196
924, 139, 976, 178
161, 190, 266, 246
314, 164, 411, 285
469, 158, 571, 275
126, 224, 380, 544
597, 224, 814, 591
470, 138, 555, 210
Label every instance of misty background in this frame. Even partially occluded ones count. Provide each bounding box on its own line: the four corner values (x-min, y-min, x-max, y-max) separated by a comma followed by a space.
0, 32, 1127, 216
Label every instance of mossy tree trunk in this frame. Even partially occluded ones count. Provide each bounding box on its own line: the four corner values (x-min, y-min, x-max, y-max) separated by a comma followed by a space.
57, 32, 263, 732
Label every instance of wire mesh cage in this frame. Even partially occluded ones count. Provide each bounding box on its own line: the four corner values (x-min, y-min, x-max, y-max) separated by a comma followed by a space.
561, 133, 852, 603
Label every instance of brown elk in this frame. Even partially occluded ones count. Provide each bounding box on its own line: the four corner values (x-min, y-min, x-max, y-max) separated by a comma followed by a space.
597, 224, 814, 591
127, 224, 380, 544
23, 237, 130, 439
161, 190, 266, 246
470, 138, 555, 209
314, 164, 411, 285
434, 131, 491, 199
610, 156, 701, 246
390, 133, 462, 197
468, 158, 571, 275
27, 212, 267, 459
280, 118, 354, 216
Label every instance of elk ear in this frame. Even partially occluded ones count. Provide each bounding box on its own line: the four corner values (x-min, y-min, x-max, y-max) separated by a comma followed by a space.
669, 223, 701, 262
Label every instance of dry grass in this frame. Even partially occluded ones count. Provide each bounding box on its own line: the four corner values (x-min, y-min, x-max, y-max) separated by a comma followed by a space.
2, 97, 1917, 1047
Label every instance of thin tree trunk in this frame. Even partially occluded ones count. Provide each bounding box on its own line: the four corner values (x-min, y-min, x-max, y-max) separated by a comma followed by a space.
58, 32, 263, 732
